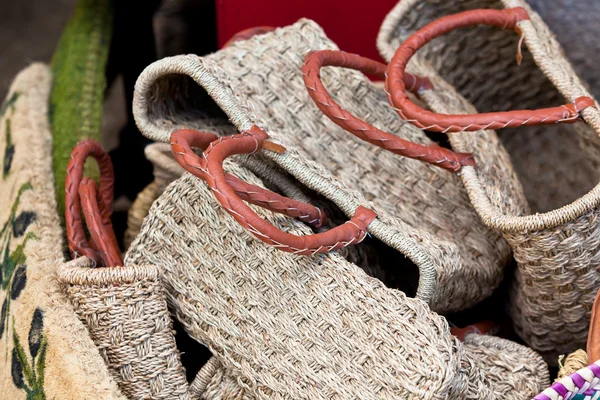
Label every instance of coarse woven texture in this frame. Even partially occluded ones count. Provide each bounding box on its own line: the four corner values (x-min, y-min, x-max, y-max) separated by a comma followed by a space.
50, 0, 113, 218
557, 349, 588, 380
124, 142, 392, 289
0, 64, 124, 400
377, 0, 600, 363
527, 0, 600, 101
59, 258, 189, 400
125, 162, 549, 399
132, 19, 514, 313
123, 143, 184, 249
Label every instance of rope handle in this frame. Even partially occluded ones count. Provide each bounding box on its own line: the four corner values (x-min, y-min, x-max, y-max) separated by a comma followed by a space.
65, 139, 123, 267
386, 7, 596, 132
303, 50, 475, 172
171, 129, 328, 228
171, 127, 377, 256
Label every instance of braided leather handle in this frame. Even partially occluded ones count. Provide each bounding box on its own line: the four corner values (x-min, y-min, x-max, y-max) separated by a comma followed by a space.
171, 127, 377, 255
171, 129, 327, 228
65, 139, 123, 266
79, 177, 123, 267
386, 7, 595, 132
303, 50, 474, 172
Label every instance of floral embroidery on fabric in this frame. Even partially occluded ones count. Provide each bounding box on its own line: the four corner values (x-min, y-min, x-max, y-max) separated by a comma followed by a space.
0, 183, 37, 340
11, 308, 47, 399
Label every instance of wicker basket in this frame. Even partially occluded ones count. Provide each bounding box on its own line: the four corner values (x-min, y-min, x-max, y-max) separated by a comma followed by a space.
377, 0, 600, 362
126, 159, 550, 398
131, 19, 520, 313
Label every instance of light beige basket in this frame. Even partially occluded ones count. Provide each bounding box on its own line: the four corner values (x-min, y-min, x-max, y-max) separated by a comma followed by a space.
131, 19, 525, 313
377, 0, 600, 362
126, 159, 550, 399
58, 258, 189, 399
0, 64, 125, 399
124, 143, 183, 249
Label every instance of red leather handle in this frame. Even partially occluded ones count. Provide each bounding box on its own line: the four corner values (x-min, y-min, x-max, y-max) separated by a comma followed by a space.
171, 129, 327, 228
171, 127, 377, 255
386, 7, 596, 132
79, 177, 123, 267
302, 50, 474, 172
65, 139, 123, 267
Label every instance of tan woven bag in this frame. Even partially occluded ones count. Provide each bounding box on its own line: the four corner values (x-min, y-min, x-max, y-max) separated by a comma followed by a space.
0, 64, 125, 399
125, 154, 550, 399
131, 19, 523, 313
377, 0, 600, 363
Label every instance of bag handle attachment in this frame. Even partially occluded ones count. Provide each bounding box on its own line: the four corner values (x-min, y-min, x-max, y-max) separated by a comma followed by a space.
303, 50, 475, 172
386, 7, 596, 132
171, 129, 328, 228
65, 139, 123, 267
171, 127, 377, 255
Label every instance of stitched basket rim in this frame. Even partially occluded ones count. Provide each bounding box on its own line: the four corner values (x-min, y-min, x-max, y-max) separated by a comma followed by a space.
131, 23, 443, 305
58, 257, 160, 285
377, 0, 600, 232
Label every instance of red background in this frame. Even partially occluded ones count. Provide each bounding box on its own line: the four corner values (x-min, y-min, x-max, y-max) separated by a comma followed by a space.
216, 0, 399, 62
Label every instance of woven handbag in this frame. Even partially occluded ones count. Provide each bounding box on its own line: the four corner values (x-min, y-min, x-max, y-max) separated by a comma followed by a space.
0, 64, 125, 399
377, 0, 600, 363
57, 139, 191, 399
125, 140, 550, 398
124, 143, 183, 249
132, 19, 517, 313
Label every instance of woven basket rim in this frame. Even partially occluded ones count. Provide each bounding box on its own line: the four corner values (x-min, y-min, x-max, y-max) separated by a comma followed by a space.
58, 257, 160, 285
131, 23, 442, 305
377, 0, 600, 232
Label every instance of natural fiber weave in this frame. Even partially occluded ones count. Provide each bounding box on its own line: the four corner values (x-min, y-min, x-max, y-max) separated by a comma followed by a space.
377, 0, 600, 362
124, 143, 183, 249
132, 20, 514, 312
557, 349, 588, 380
189, 358, 248, 400
126, 162, 549, 399
0, 64, 125, 399
59, 258, 189, 399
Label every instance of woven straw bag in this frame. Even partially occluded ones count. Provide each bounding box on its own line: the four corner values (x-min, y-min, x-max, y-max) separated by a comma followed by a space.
131, 19, 518, 313
0, 64, 126, 399
52, 138, 192, 399
124, 143, 183, 249
377, 0, 600, 363
125, 152, 550, 398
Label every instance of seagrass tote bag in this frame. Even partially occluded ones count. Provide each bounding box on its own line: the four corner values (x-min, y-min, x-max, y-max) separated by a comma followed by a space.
131, 19, 525, 313
376, 0, 600, 363
0, 64, 125, 400
125, 133, 550, 398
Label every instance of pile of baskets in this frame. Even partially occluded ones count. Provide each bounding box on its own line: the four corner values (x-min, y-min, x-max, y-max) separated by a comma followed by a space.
2, 0, 600, 399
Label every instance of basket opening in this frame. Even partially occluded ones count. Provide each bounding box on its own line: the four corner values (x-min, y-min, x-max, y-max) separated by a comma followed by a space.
295, 186, 420, 298
395, 0, 600, 213
147, 73, 232, 134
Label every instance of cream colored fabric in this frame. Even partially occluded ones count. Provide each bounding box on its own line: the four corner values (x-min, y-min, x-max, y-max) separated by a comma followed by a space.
0, 64, 124, 399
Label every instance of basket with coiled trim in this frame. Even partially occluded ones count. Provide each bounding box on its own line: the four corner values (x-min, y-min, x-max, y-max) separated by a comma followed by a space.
131, 19, 519, 313
377, 0, 600, 363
